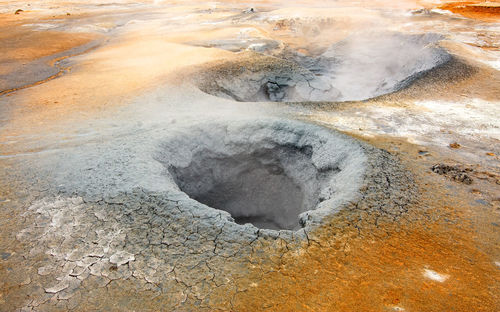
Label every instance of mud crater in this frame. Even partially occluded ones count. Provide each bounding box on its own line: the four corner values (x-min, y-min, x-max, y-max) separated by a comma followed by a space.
195, 32, 452, 102
157, 119, 367, 230
170, 145, 328, 230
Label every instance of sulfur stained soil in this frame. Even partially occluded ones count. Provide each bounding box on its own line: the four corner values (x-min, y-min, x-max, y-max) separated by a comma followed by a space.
0, 13, 99, 93
76, 135, 499, 312
228, 135, 500, 311
439, 1, 500, 22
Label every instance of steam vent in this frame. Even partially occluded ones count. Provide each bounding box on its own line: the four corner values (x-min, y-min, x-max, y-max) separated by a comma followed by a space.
1, 0, 499, 311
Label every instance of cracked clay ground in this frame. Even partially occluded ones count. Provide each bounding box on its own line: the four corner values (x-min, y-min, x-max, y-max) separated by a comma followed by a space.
0, 0, 499, 311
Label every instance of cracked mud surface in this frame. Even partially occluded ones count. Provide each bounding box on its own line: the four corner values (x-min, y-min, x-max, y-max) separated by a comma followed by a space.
12, 136, 416, 310
0, 0, 499, 311
4, 117, 417, 310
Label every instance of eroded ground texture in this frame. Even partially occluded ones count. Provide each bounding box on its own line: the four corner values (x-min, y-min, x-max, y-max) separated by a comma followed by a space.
0, 0, 499, 311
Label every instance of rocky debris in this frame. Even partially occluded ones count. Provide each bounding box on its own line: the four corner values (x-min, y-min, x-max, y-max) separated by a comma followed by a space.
431, 164, 473, 184
449, 142, 461, 149
15, 9, 23, 15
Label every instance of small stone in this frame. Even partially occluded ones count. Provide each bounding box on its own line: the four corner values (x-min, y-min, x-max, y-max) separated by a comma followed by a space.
1, 252, 11, 260
45, 281, 69, 293
431, 164, 473, 184
486, 152, 495, 156
109, 250, 135, 266
38, 265, 54, 276
449, 142, 461, 149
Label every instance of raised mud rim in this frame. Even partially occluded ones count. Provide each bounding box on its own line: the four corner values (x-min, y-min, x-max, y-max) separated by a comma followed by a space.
191, 32, 452, 103
149, 118, 418, 238
21, 118, 418, 241
155, 118, 367, 232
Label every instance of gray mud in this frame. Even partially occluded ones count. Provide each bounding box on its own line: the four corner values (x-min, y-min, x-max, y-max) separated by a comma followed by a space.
0, 39, 103, 94
157, 120, 366, 230
195, 32, 452, 102
11, 118, 417, 310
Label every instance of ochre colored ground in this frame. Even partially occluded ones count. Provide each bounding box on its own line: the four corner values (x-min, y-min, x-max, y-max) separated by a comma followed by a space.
230, 136, 500, 311
439, 1, 500, 21
0, 13, 97, 76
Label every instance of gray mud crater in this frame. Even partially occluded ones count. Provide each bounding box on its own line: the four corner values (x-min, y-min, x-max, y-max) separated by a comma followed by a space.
195, 32, 452, 102
15, 119, 417, 310
157, 120, 366, 230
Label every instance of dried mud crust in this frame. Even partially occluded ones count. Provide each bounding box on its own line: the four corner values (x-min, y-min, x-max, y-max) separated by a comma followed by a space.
194, 52, 326, 102
13, 126, 417, 311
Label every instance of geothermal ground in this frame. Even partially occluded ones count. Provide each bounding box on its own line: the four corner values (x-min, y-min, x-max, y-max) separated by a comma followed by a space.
0, 0, 499, 311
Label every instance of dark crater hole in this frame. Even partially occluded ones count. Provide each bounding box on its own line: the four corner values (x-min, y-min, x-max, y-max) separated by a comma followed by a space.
169, 145, 329, 230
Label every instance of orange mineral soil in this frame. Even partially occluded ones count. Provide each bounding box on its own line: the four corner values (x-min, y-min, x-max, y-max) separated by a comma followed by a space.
439, 1, 500, 21
231, 137, 500, 312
